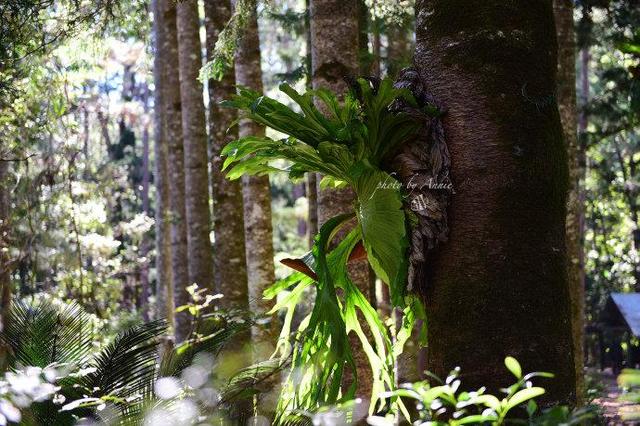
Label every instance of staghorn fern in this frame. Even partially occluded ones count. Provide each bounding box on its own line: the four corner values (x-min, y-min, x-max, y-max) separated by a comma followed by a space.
222, 77, 437, 420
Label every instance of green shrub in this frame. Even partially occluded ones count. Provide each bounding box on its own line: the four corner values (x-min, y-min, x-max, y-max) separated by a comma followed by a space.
368, 357, 597, 425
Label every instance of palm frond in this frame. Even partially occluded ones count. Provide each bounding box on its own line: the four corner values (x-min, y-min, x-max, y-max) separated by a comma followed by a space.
79, 319, 167, 402
219, 358, 285, 405
280, 413, 314, 426
0, 298, 94, 368
159, 315, 251, 378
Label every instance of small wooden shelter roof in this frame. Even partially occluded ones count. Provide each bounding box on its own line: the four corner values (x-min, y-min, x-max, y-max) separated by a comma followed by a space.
603, 293, 640, 337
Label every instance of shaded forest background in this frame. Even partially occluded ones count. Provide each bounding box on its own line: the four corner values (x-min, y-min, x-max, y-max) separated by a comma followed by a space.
0, 0, 640, 424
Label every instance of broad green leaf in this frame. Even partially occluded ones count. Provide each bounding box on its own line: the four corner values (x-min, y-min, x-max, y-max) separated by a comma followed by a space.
418, 385, 453, 405
352, 163, 408, 306
279, 83, 335, 134
618, 41, 640, 55
263, 271, 307, 300
456, 414, 499, 424
317, 141, 355, 176
504, 356, 522, 379
319, 175, 348, 189
505, 387, 545, 412
473, 394, 501, 411
225, 156, 285, 180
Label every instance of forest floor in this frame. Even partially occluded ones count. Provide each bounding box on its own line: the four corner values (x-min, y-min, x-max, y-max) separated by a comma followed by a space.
593, 369, 640, 424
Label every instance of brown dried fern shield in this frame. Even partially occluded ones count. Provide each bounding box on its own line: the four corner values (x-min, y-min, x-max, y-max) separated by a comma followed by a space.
389, 67, 452, 295
279, 240, 367, 281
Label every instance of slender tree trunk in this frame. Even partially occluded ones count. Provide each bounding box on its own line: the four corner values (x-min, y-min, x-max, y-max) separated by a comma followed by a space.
310, 0, 373, 398
204, 0, 249, 311
0, 158, 10, 368
386, 26, 409, 79
97, 110, 112, 152
234, 1, 278, 355
310, 0, 361, 225
554, 0, 585, 404
152, 0, 173, 326
415, 0, 576, 404
578, 47, 589, 297
577, 11, 590, 365
82, 104, 90, 178
140, 86, 151, 321
304, 0, 318, 248
176, 0, 214, 295
306, 173, 318, 248
293, 183, 307, 237
579, 48, 589, 136
372, 25, 381, 79
358, 0, 371, 76
386, 16, 419, 385
160, 0, 190, 342
203, 14, 253, 423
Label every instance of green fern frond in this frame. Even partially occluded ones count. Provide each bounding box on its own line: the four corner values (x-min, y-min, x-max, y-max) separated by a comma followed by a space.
1, 298, 94, 368
223, 77, 430, 421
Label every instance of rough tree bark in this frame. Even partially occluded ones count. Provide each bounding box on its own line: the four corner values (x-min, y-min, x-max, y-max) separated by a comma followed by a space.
415, 0, 576, 404
204, 0, 249, 312
151, 0, 173, 326
159, 0, 190, 342
176, 0, 214, 294
234, 1, 278, 354
310, 0, 373, 398
554, 0, 585, 404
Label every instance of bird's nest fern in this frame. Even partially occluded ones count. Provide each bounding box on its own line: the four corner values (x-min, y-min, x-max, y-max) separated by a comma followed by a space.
222, 77, 439, 420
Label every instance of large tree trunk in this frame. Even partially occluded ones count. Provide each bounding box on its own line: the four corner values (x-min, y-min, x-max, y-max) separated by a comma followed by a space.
234, 1, 278, 355
176, 0, 214, 295
310, 0, 373, 398
415, 0, 576, 404
204, 0, 249, 312
159, 0, 190, 342
152, 0, 173, 326
554, 0, 585, 404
